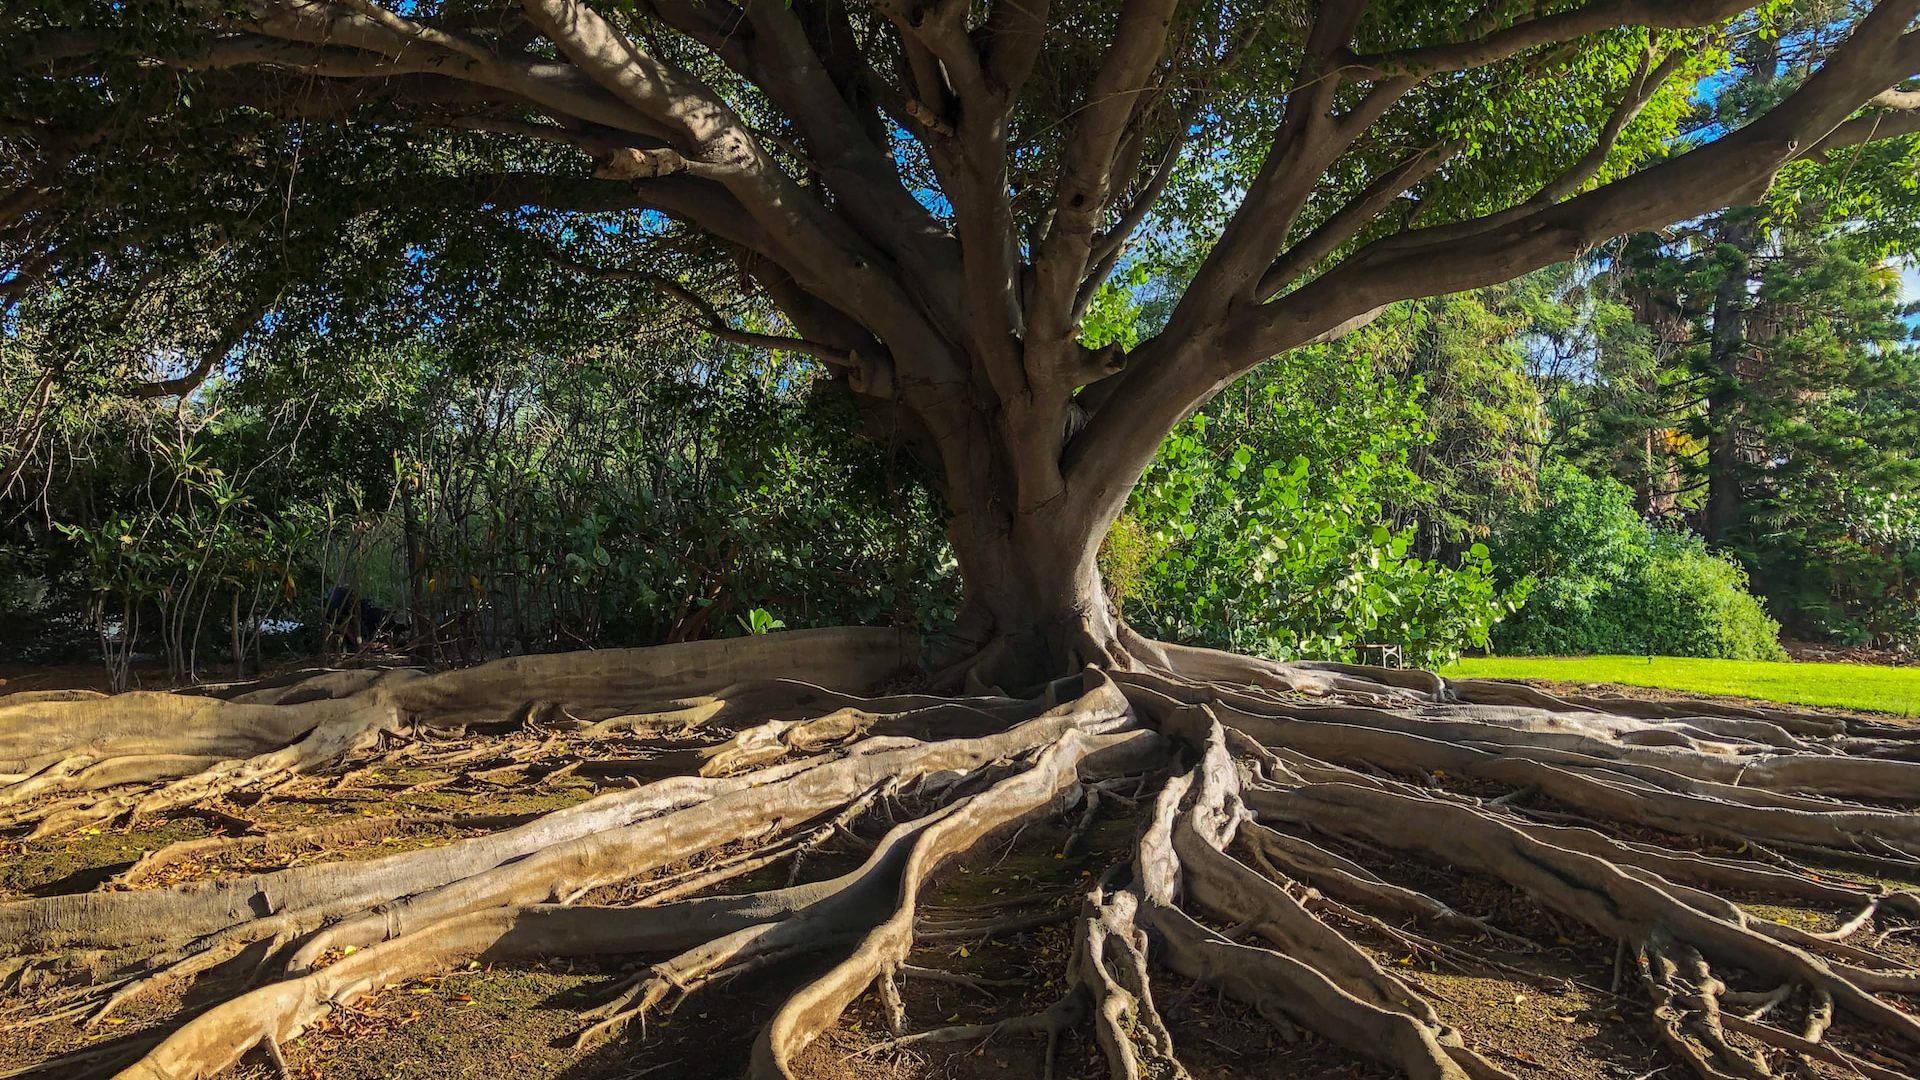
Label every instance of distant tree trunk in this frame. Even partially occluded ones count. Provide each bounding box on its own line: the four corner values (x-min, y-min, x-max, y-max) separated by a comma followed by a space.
1702, 209, 1758, 544
230, 590, 244, 678
1701, 36, 1778, 546
399, 455, 425, 657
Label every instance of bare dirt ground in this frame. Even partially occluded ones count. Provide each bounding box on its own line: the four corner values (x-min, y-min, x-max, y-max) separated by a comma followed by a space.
1781, 641, 1915, 668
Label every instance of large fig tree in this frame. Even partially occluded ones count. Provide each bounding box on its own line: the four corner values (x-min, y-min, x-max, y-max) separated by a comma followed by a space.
5, 4, 1920, 1080
8, 0, 1914, 676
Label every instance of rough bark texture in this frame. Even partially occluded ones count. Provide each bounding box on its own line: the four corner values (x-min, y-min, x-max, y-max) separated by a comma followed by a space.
3, 628, 1917, 1080
943, 510, 1123, 687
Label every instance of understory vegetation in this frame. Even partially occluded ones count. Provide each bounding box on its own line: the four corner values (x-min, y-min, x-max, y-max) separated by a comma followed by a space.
1114, 332, 1521, 668
1491, 463, 1788, 661
2, 305, 959, 680
5, 245, 1914, 672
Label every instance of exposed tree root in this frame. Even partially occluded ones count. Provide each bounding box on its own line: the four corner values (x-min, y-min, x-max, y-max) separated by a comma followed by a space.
2, 629, 1918, 1080
0, 628, 917, 840
106, 809, 547, 889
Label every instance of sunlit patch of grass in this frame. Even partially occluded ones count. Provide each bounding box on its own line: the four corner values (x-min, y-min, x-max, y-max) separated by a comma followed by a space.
1442, 655, 1920, 716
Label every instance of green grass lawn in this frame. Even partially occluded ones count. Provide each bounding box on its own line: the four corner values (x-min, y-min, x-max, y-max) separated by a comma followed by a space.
1440, 655, 1920, 716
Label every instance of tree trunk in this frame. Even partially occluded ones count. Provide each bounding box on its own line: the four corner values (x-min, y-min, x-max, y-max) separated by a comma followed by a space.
230, 590, 245, 678
880, 336, 1151, 688
1701, 37, 1776, 547
1702, 210, 1759, 545
943, 494, 1123, 688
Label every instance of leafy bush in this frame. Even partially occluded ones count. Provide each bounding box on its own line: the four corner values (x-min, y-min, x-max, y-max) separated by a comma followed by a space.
9, 337, 957, 669
1492, 463, 1785, 660
1737, 485, 1920, 650
1116, 349, 1523, 668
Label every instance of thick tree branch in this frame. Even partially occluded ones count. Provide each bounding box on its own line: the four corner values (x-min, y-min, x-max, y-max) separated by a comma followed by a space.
178, 35, 459, 77
1870, 87, 1920, 110
1809, 105, 1920, 154
982, 0, 1052, 94
520, 0, 963, 396
1526, 48, 1693, 208
1163, 68, 1411, 343
1809, 40, 1920, 155
332, 0, 499, 68
1068, 14, 1265, 326
639, 0, 967, 344
163, 0, 958, 360
1072, 128, 1190, 325
1254, 138, 1458, 301
1029, 0, 1182, 348
1339, 0, 1750, 79
868, 0, 989, 103
241, 0, 678, 140
1349, 45, 1692, 271
516, 0, 754, 169
867, 0, 1031, 397
130, 299, 275, 400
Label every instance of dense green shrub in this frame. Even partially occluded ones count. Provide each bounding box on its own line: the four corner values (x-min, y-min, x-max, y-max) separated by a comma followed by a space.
1492, 463, 1785, 660
1738, 486, 1920, 650
1116, 348, 1523, 668
2, 337, 957, 671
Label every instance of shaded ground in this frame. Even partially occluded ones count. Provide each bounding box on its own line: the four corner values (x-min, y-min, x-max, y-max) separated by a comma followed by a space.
0, 658, 317, 696
1781, 640, 1915, 668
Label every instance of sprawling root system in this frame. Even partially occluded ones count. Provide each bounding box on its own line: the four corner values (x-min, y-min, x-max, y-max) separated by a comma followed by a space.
3, 626, 1919, 1080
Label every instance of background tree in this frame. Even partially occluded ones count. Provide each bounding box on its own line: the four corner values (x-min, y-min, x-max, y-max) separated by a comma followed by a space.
1536, 211, 1920, 648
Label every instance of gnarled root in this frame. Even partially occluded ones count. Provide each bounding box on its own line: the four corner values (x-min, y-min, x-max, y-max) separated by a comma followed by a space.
1111, 664, 1920, 1080
79, 671, 1160, 1079
4, 628, 1919, 1080
0, 628, 918, 839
